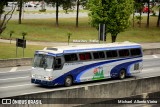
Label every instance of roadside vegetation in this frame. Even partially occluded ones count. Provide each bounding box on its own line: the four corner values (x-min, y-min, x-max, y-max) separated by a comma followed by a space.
0, 42, 43, 59
0, 16, 159, 59
1, 16, 160, 43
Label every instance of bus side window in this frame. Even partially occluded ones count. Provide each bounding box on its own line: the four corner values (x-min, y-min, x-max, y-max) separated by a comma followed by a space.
79, 53, 91, 61
119, 49, 130, 57
54, 57, 64, 70
64, 54, 78, 62
79, 54, 85, 60
93, 51, 105, 59
130, 48, 141, 56
106, 50, 118, 59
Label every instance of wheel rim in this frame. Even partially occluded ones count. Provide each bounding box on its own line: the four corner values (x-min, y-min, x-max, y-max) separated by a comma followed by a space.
65, 77, 72, 86
120, 70, 125, 79
66, 78, 71, 84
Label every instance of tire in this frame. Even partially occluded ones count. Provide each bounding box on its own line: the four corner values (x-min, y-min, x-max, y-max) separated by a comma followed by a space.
64, 76, 73, 87
119, 69, 126, 79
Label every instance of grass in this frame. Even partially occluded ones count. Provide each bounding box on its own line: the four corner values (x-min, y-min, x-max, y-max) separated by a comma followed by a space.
0, 16, 160, 59
5, 9, 89, 15
1, 16, 160, 43
1, 18, 97, 42
0, 42, 44, 59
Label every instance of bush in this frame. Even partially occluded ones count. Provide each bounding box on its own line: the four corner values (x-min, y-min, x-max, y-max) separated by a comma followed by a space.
39, 9, 46, 12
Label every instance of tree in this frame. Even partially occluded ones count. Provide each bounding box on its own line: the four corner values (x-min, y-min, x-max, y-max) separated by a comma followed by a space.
18, 0, 23, 24
135, 2, 144, 27
157, 4, 160, 27
49, 0, 63, 27
0, 0, 16, 35
62, 0, 75, 14
146, 0, 150, 27
76, 0, 79, 27
80, 0, 88, 9
88, 0, 134, 42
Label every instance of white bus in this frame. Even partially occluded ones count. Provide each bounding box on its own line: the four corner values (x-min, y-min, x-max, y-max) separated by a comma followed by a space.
31, 42, 143, 86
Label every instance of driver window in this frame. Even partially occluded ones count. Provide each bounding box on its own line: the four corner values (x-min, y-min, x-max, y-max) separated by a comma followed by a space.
54, 57, 63, 70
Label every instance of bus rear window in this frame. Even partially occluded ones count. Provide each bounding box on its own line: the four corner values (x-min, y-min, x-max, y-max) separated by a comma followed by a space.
130, 48, 141, 56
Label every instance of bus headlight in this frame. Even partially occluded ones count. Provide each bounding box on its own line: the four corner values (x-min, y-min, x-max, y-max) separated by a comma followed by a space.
45, 76, 53, 81
31, 74, 35, 78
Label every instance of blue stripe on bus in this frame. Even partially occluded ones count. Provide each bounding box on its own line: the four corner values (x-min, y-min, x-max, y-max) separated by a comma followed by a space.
63, 45, 141, 53
52, 57, 142, 85
110, 60, 141, 77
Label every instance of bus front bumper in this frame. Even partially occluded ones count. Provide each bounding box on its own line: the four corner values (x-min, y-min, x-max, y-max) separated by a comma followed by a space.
31, 78, 57, 86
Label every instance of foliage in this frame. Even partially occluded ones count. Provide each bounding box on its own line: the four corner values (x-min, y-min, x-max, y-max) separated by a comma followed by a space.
157, 5, 160, 27
39, 9, 46, 12
22, 32, 27, 37
62, 0, 75, 14
136, 15, 143, 24
0, 0, 16, 35
80, 0, 88, 9
88, 0, 134, 42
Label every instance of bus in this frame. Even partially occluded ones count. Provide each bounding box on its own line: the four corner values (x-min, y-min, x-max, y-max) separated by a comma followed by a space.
31, 42, 143, 87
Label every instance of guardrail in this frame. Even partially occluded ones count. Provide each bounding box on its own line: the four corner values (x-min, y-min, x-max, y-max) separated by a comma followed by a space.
0, 48, 160, 68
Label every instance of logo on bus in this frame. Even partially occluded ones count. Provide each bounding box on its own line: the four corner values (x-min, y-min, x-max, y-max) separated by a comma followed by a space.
92, 66, 104, 80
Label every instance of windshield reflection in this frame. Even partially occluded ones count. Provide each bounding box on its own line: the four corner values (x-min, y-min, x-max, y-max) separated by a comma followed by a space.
33, 54, 54, 69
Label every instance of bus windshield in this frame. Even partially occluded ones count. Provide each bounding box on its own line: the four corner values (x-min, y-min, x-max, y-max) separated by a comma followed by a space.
33, 54, 54, 69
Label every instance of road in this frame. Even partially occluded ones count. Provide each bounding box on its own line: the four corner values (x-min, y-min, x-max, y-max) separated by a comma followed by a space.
0, 54, 160, 98
4, 6, 159, 20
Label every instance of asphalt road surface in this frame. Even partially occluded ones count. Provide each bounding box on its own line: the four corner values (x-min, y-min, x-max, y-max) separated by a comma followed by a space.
0, 54, 160, 99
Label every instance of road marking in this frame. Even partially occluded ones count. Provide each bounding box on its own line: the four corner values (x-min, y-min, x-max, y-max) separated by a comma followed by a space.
10, 67, 18, 72
0, 76, 30, 81
152, 55, 158, 58
0, 84, 32, 89
142, 69, 154, 72
0, 69, 32, 74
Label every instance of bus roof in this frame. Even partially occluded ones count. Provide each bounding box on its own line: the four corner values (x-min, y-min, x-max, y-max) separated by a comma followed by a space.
36, 41, 141, 55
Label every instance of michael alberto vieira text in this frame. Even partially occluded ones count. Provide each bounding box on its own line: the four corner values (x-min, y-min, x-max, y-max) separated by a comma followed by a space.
118, 99, 158, 104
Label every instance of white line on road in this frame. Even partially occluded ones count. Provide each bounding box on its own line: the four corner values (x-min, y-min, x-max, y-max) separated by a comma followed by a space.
152, 55, 158, 58
142, 69, 154, 72
10, 67, 18, 72
0, 69, 32, 74
0, 84, 32, 89
0, 76, 30, 81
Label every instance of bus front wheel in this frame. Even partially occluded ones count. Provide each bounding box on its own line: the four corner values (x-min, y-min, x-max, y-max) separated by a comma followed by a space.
64, 76, 73, 87
119, 69, 126, 79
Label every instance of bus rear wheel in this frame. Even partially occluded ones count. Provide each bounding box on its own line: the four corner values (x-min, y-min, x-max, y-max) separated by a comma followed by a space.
64, 76, 73, 87
119, 69, 126, 79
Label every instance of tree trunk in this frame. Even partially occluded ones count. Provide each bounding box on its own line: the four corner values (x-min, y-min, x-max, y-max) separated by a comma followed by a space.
56, 1, 59, 27
18, 0, 23, 24
0, 14, 1, 21
140, 11, 142, 27
76, 0, 79, 28
41, 0, 45, 10
133, 12, 135, 28
157, 8, 160, 27
111, 33, 117, 43
147, 0, 150, 28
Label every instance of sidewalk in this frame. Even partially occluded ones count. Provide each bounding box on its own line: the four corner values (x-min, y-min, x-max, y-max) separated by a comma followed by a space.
0, 38, 160, 49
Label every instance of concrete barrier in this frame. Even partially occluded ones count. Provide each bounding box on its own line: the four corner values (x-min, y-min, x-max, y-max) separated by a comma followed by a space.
1, 76, 160, 107
0, 58, 32, 68
143, 48, 160, 55
0, 48, 160, 68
